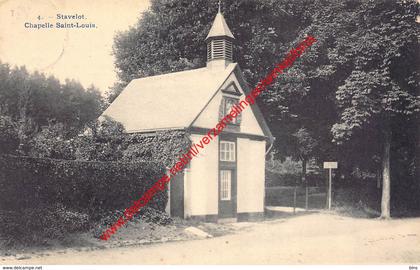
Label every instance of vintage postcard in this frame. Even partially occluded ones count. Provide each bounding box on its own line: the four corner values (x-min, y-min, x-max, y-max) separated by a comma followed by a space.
0, 0, 419, 268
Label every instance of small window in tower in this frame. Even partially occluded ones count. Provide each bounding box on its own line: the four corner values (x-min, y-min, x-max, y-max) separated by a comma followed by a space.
212, 40, 225, 59
225, 40, 233, 61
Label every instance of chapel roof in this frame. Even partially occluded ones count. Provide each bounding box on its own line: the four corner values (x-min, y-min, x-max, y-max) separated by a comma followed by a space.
101, 63, 237, 133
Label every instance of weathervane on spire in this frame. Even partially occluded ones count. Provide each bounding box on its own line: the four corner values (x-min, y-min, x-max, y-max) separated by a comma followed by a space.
218, 0, 221, 13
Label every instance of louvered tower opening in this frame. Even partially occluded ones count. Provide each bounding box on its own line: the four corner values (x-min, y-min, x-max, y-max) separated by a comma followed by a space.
207, 39, 233, 62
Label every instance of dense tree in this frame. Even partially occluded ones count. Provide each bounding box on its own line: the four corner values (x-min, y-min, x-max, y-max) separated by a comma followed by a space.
0, 115, 19, 154
330, 1, 419, 218
287, 0, 419, 217
109, 0, 304, 102
29, 123, 76, 160
0, 61, 104, 154
292, 128, 318, 210
264, 0, 419, 217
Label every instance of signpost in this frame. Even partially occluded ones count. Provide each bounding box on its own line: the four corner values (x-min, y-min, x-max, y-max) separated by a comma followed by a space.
323, 161, 338, 210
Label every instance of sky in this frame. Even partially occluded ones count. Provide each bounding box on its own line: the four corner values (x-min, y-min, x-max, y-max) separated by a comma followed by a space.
0, 0, 151, 94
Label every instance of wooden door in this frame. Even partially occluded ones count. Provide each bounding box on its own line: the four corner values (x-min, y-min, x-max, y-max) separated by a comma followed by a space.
170, 171, 184, 218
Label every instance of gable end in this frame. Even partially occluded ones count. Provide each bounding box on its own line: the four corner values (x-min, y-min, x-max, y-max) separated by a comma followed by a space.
233, 66, 274, 143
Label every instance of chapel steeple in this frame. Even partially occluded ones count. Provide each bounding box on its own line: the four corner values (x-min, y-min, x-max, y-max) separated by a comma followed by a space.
205, 2, 235, 69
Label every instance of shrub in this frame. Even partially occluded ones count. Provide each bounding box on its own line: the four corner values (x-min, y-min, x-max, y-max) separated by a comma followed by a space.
29, 123, 76, 159
265, 171, 301, 186
123, 130, 191, 167
0, 115, 19, 154
266, 170, 324, 187
0, 155, 167, 244
138, 207, 172, 225
0, 203, 90, 246
91, 207, 172, 239
0, 155, 166, 214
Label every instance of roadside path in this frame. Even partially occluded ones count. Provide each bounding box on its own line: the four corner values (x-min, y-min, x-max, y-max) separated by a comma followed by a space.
2, 213, 420, 264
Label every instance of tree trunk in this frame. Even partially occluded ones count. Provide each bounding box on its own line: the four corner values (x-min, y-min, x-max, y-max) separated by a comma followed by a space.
293, 183, 297, 215
380, 131, 391, 219
302, 159, 308, 210
17, 80, 30, 154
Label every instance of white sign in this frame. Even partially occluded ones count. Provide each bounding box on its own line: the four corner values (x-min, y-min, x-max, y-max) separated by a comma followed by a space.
323, 161, 338, 169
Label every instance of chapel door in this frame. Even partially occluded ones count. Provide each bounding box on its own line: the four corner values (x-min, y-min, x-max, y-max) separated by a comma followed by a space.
218, 140, 237, 218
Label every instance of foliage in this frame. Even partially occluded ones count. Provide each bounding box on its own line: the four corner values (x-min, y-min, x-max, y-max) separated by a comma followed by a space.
308, 0, 418, 216
266, 157, 302, 176
137, 206, 172, 225
27, 117, 125, 161
0, 204, 90, 245
0, 155, 167, 218
0, 115, 19, 154
29, 123, 76, 159
265, 171, 301, 187
266, 157, 322, 186
262, 0, 418, 215
329, 0, 419, 142
292, 127, 318, 161
73, 116, 127, 161
27, 115, 192, 167
123, 130, 191, 167
92, 207, 173, 239
0, 61, 104, 146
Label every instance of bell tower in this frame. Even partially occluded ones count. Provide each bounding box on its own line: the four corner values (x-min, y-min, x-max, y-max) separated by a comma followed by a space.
205, 1, 235, 69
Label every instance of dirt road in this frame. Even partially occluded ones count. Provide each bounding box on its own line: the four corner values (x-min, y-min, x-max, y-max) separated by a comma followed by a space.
2, 213, 420, 264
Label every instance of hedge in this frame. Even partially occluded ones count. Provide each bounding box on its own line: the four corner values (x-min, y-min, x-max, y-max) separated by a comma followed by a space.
0, 155, 167, 245
265, 170, 324, 187
0, 155, 167, 218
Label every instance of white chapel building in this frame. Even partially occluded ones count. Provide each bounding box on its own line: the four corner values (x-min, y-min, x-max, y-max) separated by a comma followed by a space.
102, 10, 274, 222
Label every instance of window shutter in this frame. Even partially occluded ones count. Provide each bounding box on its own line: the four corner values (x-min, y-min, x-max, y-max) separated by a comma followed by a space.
235, 100, 242, 124
219, 97, 226, 120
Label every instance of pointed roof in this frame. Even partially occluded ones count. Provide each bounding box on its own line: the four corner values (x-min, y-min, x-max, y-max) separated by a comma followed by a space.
205, 12, 235, 40
101, 64, 237, 133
